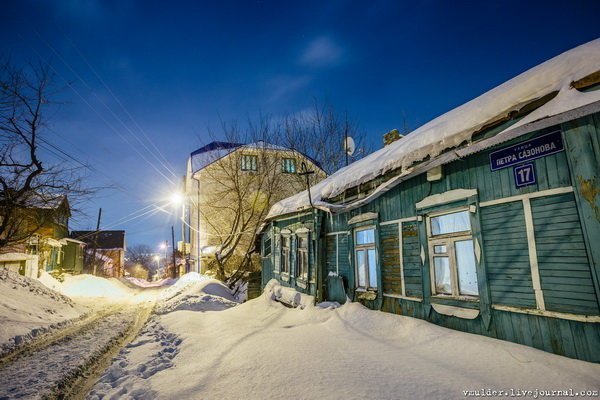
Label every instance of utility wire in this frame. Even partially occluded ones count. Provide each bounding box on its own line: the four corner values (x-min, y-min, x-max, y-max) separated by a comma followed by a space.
63, 32, 179, 177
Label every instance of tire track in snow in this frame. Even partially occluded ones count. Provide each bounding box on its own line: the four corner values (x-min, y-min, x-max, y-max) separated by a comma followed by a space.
0, 303, 153, 400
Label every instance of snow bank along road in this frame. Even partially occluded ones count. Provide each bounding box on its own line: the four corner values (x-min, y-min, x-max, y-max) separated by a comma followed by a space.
0, 302, 155, 399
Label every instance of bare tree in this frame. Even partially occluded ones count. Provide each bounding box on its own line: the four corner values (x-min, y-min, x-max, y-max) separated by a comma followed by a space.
281, 99, 371, 175
125, 244, 155, 279
191, 101, 368, 283
0, 60, 90, 249
193, 117, 326, 281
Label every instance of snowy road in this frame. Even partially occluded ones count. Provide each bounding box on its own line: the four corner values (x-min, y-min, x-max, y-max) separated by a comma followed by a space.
0, 303, 154, 400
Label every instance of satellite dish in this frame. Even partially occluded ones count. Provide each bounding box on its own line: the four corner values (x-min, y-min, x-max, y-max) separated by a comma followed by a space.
344, 136, 356, 156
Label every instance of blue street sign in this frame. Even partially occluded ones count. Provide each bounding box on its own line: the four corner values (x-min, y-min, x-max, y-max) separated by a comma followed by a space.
489, 130, 564, 171
514, 163, 536, 188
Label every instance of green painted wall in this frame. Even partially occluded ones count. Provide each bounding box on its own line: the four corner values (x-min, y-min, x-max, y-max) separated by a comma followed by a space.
262, 113, 600, 362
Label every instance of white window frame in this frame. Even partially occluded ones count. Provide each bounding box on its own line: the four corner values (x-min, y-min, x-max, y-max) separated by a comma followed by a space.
426, 208, 479, 300
281, 234, 291, 279
354, 226, 378, 290
296, 233, 309, 282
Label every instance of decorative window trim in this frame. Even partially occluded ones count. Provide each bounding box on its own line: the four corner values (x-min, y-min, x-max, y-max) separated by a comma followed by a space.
348, 212, 379, 225
280, 232, 292, 276
296, 232, 309, 282
432, 303, 480, 319
354, 225, 378, 291
426, 208, 479, 299
416, 189, 477, 210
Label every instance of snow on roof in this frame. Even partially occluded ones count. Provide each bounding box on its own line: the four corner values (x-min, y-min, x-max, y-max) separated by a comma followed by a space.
267, 39, 600, 219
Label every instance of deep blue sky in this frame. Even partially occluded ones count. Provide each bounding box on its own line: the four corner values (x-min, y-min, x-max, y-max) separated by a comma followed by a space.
2, 0, 599, 249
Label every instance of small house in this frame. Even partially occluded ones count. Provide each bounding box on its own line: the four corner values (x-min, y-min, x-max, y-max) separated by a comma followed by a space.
71, 230, 126, 277
260, 39, 600, 362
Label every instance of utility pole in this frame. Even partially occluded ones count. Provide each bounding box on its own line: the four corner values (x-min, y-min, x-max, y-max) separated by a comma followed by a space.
171, 226, 177, 278
92, 208, 102, 276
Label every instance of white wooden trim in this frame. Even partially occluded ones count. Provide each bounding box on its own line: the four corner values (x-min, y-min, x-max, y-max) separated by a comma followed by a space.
348, 212, 378, 225
398, 222, 406, 296
383, 293, 423, 302
492, 305, 600, 323
336, 234, 339, 275
432, 303, 480, 319
326, 231, 347, 236
479, 186, 573, 207
416, 189, 477, 209
523, 198, 545, 311
380, 216, 418, 226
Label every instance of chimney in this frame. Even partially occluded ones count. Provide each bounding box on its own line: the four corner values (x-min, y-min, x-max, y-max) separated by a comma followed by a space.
383, 129, 404, 146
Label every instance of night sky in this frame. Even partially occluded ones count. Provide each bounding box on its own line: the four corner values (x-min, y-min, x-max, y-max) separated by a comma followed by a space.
2, 0, 599, 250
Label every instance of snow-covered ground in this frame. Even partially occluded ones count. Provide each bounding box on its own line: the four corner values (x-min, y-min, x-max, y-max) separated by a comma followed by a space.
2, 270, 598, 399
89, 279, 600, 400
0, 268, 86, 354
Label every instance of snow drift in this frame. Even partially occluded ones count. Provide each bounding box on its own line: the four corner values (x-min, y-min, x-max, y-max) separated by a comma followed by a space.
0, 267, 85, 353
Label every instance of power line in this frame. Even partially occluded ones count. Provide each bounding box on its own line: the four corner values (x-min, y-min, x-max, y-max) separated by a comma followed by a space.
63, 32, 179, 178
27, 28, 179, 186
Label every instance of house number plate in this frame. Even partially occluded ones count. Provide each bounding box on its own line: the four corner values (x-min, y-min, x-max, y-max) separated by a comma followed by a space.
514, 163, 536, 188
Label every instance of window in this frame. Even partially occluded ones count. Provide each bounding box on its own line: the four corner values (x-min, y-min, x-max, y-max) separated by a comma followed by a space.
427, 210, 478, 298
241, 154, 258, 171
297, 235, 308, 281
354, 227, 377, 290
281, 235, 291, 274
263, 235, 272, 257
282, 158, 296, 173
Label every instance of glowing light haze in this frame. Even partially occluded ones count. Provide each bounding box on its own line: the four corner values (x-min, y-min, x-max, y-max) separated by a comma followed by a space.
1, 0, 598, 248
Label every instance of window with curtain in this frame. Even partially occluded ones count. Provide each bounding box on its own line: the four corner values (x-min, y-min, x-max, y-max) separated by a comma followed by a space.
241, 154, 258, 171
428, 210, 478, 297
282, 158, 296, 173
354, 227, 378, 290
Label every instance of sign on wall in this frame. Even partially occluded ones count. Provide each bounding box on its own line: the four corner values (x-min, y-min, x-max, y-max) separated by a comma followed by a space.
513, 163, 536, 188
489, 130, 564, 171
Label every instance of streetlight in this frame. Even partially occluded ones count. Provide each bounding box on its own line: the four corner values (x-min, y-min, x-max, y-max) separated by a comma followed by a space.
171, 190, 188, 274
154, 255, 160, 279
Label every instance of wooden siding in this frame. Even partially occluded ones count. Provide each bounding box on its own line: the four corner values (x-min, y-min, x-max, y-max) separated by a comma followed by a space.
380, 223, 402, 295
402, 221, 423, 298
263, 113, 600, 362
480, 202, 537, 308
532, 192, 600, 315
381, 296, 600, 362
326, 235, 337, 274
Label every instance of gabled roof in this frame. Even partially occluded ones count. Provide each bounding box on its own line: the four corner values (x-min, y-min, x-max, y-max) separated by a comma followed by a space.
267, 38, 600, 219
70, 230, 126, 249
0, 192, 70, 213
189, 140, 322, 174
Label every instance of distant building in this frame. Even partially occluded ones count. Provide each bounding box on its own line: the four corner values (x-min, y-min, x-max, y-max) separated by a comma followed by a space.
184, 141, 326, 275
71, 230, 126, 278
0, 194, 83, 277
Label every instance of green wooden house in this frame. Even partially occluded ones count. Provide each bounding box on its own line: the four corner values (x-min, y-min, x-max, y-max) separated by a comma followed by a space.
260, 40, 600, 362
